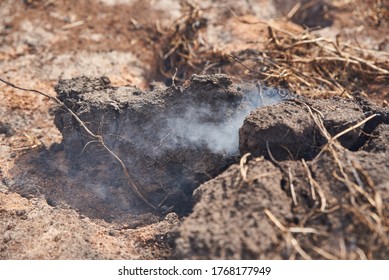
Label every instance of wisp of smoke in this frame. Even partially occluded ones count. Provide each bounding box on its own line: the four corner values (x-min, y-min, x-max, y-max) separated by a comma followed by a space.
156, 85, 286, 155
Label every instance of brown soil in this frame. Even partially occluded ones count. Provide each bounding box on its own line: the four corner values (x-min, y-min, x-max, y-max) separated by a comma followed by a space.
175, 96, 389, 259
0, 0, 388, 259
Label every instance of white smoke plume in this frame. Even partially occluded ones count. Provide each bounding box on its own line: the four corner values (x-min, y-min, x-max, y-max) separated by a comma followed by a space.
155, 85, 286, 155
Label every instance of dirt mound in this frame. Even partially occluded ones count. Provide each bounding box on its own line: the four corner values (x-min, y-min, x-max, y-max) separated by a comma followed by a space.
8, 74, 286, 225
174, 96, 389, 259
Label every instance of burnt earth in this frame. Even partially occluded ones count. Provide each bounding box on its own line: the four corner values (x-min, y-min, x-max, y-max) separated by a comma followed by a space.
174, 96, 389, 260
6, 75, 388, 259
9, 74, 284, 225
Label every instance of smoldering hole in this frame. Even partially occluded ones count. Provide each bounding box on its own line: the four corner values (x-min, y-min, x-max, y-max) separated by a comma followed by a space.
10, 75, 291, 225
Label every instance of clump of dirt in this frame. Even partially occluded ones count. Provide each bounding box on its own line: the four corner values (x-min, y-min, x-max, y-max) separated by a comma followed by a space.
240, 97, 367, 160
173, 95, 389, 259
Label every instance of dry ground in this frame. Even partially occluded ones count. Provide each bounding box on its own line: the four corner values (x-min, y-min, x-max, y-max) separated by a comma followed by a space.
0, 0, 388, 259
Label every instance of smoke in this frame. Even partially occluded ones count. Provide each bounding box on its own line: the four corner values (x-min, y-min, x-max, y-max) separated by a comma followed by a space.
42, 77, 291, 218
154, 85, 286, 155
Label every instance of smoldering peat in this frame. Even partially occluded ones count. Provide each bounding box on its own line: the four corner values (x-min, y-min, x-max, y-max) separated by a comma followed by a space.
10, 75, 288, 224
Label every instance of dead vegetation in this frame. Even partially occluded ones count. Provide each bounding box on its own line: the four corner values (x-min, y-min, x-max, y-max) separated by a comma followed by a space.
306, 105, 387, 259
240, 25, 389, 97
157, 1, 209, 83
158, 0, 389, 99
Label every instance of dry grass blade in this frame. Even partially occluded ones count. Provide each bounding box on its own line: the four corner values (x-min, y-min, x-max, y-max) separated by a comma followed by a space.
288, 166, 298, 206
302, 159, 327, 211
331, 114, 379, 142
286, 2, 302, 19
288, 227, 321, 234
264, 208, 287, 231
351, 162, 384, 217
266, 140, 279, 163
61, 20, 84, 30
264, 209, 315, 260
333, 171, 376, 207
355, 247, 368, 260
351, 162, 384, 218
343, 205, 388, 245
289, 238, 312, 260
312, 246, 339, 260
239, 153, 251, 183
0, 77, 157, 210
239, 153, 279, 183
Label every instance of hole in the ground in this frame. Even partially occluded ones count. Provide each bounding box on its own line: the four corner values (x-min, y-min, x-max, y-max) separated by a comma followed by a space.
9, 75, 289, 225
